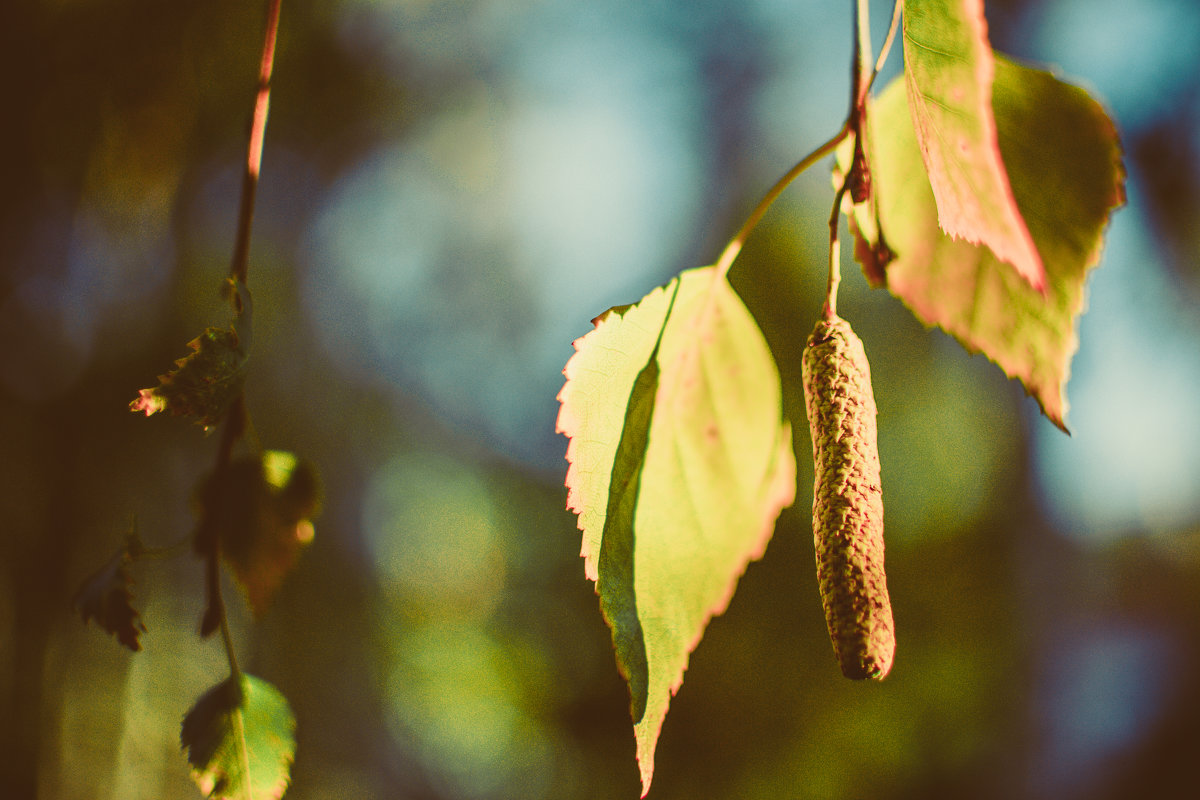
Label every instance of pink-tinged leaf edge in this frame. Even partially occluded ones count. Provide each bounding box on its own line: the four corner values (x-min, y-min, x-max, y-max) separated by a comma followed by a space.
556, 269, 796, 795
845, 57, 1125, 431
903, 0, 1045, 289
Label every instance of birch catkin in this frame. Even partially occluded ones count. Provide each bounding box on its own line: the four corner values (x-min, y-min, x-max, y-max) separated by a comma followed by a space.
802, 316, 894, 680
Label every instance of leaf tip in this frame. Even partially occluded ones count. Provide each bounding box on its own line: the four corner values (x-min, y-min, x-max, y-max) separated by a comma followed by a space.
129, 388, 167, 417
636, 745, 656, 798
1047, 405, 1071, 436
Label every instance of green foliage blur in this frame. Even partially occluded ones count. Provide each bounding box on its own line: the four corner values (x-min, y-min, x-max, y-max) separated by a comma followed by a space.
2, 1, 1199, 799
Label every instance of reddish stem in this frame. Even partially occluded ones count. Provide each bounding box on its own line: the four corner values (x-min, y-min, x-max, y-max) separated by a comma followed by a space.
230, 0, 283, 286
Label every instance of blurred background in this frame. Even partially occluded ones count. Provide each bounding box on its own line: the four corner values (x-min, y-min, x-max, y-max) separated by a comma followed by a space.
2, 0, 1199, 797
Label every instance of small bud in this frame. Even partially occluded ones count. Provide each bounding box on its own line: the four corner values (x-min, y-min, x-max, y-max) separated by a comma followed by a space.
801, 316, 894, 680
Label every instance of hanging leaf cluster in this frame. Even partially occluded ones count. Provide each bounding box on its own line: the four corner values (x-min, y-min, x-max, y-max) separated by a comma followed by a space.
841, 6, 1124, 430
80, 279, 312, 799
72, 1, 309, 797
558, 0, 1124, 794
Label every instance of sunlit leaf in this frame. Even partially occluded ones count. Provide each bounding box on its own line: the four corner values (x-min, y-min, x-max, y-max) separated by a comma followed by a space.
196, 451, 320, 617
597, 337, 661, 725
557, 266, 796, 795
845, 57, 1124, 429
72, 531, 146, 651
131, 280, 253, 431
181, 673, 296, 800
903, 0, 1044, 288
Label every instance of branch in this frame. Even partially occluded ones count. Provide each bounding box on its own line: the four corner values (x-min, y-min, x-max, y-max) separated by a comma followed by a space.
229, 0, 283, 287
206, 0, 283, 675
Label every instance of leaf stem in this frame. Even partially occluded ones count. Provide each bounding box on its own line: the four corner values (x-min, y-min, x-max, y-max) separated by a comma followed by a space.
220, 608, 243, 680
711, 1, 902, 290
204, 395, 248, 670
873, 1, 904, 90
825, 0, 900, 320
206, 401, 249, 800
229, 0, 283, 287
825, 178, 851, 320
132, 535, 192, 560
854, 0, 874, 108
712, 126, 851, 282
852, 0, 904, 110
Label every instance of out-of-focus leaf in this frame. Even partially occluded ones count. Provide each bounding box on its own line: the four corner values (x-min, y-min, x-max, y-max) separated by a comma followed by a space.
181, 673, 296, 800
844, 57, 1124, 429
72, 532, 146, 651
261, 450, 321, 525
557, 266, 796, 795
903, 0, 1044, 288
130, 281, 253, 431
197, 451, 320, 617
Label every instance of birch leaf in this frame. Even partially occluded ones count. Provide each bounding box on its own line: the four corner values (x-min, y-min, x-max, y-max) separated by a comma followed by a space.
557, 266, 796, 795
844, 57, 1124, 429
903, 0, 1045, 288
181, 674, 296, 800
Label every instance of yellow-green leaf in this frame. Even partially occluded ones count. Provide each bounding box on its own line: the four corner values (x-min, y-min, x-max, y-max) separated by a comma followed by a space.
557, 266, 796, 795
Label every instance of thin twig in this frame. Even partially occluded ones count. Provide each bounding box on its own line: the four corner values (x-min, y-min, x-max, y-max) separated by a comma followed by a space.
229, 0, 283, 286
709, 1, 902, 291
856, 0, 903, 109
825, 0, 900, 319
874, 0, 904, 79
220, 612, 243, 679
854, 0, 874, 109
202, 394, 246, 657
206, 0, 282, 676
825, 178, 851, 320
712, 125, 851, 283
823, 0, 875, 319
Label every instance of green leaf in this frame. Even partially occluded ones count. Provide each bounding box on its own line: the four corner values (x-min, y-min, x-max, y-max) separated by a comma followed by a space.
845, 56, 1124, 429
131, 280, 253, 431
557, 266, 796, 795
902, 0, 1044, 288
181, 673, 296, 800
196, 452, 320, 617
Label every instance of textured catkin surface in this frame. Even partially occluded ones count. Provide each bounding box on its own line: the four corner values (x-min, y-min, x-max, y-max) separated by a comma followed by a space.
802, 316, 894, 680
